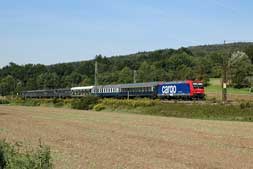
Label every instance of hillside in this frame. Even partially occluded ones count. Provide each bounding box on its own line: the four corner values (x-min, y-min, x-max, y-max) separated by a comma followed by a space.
189, 42, 253, 56
0, 42, 252, 95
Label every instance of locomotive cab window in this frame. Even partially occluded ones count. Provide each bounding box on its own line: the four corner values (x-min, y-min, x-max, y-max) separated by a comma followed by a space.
193, 82, 204, 89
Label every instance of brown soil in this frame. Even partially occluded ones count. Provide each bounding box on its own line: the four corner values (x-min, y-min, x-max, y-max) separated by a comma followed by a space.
0, 105, 253, 169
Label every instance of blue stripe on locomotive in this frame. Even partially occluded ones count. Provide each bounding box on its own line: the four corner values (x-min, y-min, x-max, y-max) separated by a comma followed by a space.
157, 82, 190, 96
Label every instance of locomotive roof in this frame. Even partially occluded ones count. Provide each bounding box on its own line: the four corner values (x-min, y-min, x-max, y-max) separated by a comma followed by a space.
94, 81, 191, 89
159, 80, 188, 84
21, 88, 70, 93
71, 86, 94, 90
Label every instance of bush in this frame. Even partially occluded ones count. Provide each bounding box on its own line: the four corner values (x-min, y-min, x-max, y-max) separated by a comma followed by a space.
240, 102, 252, 109
209, 97, 217, 103
23, 100, 41, 107
71, 96, 100, 110
63, 99, 74, 108
101, 98, 160, 109
51, 99, 64, 108
93, 103, 106, 111
54, 102, 64, 108
0, 99, 10, 105
245, 102, 251, 108
0, 140, 53, 169
8, 98, 72, 108
240, 103, 246, 109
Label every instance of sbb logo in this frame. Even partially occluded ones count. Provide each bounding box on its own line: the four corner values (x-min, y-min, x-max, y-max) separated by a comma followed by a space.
162, 85, 177, 95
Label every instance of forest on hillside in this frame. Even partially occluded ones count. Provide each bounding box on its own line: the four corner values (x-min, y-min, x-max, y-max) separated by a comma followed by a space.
0, 42, 252, 96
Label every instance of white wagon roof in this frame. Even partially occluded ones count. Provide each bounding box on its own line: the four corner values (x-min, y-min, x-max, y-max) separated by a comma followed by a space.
71, 86, 94, 91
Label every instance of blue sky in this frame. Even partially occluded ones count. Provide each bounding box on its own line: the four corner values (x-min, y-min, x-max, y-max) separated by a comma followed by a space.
0, 0, 253, 67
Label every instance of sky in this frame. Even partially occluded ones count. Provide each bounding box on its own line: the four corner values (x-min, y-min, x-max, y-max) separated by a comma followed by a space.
0, 0, 253, 67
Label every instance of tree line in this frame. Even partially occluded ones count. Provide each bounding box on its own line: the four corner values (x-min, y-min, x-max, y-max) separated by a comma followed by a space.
0, 43, 252, 96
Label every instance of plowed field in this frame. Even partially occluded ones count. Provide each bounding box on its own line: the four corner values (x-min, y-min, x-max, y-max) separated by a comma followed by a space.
0, 105, 253, 169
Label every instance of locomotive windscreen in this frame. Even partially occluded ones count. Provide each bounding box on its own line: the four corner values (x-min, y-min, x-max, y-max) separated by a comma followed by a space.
193, 82, 204, 89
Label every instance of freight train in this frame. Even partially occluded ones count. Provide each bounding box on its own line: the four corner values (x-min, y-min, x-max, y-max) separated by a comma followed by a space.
20, 80, 205, 100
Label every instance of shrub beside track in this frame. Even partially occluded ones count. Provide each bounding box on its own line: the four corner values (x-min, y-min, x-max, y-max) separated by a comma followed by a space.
0, 97, 252, 122
98, 99, 253, 122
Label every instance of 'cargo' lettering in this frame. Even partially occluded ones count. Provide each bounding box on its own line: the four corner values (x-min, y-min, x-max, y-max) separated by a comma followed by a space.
162, 85, 177, 95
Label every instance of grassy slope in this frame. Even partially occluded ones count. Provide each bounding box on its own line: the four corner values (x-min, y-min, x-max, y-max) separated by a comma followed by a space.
206, 78, 251, 94
100, 99, 253, 122
107, 104, 253, 122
